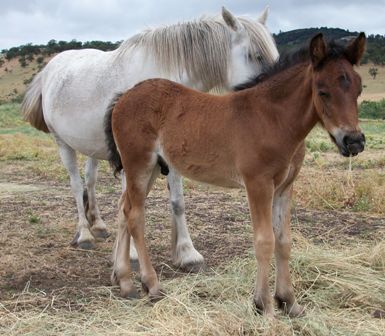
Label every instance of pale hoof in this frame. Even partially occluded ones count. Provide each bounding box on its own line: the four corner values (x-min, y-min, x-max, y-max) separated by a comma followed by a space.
92, 228, 110, 240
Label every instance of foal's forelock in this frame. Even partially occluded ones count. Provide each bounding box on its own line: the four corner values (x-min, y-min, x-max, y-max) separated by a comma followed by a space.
116, 16, 276, 91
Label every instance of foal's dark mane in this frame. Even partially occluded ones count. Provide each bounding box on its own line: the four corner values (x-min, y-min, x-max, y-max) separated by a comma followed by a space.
234, 38, 351, 91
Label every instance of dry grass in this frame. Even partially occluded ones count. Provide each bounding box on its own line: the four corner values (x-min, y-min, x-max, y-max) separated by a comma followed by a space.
1, 237, 384, 335
1, 103, 384, 335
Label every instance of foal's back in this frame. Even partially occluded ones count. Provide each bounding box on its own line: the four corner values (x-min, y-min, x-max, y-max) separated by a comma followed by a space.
112, 79, 247, 187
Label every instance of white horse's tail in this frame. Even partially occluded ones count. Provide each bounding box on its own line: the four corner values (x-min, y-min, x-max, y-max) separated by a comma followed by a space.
22, 71, 49, 133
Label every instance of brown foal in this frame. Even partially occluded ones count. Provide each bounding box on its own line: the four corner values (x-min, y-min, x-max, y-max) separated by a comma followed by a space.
105, 33, 366, 317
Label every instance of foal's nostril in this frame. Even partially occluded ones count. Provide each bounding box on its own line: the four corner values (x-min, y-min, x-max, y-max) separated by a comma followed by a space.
342, 133, 365, 155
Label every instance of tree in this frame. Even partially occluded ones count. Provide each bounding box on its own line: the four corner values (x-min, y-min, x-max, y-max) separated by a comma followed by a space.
19, 56, 27, 67
36, 56, 44, 64
369, 67, 378, 79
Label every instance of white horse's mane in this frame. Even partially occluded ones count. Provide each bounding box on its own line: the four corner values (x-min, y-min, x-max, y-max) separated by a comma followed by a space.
117, 16, 277, 91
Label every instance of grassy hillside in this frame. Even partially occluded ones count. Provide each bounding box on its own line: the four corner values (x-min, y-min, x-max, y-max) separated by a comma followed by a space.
1, 57, 383, 103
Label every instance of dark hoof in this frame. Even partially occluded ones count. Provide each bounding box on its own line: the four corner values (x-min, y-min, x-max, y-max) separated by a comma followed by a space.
92, 228, 110, 240
149, 290, 165, 303
78, 240, 96, 250
121, 286, 140, 299
253, 297, 274, 317
253, 299, 264, 316
274, 295, 305, 317
141, 282, 165, 302
130, 259, 140, 272
179, 261, 206, 273
373, 309, 385, 319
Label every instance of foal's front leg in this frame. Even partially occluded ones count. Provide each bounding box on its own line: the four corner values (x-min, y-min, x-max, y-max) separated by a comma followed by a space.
273, 184, 304, 317
245, 178, 275, 317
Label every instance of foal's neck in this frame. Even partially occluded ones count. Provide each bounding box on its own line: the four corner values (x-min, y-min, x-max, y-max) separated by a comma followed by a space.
260, 62, 318, 143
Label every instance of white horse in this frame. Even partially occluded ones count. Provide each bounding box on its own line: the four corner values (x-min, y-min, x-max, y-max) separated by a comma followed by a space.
22, 7, 279, 271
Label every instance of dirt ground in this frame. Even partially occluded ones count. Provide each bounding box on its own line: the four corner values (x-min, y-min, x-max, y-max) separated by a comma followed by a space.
1, 160, 384, 310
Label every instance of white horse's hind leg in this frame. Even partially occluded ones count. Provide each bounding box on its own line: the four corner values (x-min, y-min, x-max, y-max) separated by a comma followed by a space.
57, 141, 95, 249
84, 158, 109, 239
168, 168, 205, 272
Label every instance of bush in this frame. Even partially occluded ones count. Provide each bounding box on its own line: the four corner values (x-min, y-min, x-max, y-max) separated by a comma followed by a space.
359, 99, 385, 119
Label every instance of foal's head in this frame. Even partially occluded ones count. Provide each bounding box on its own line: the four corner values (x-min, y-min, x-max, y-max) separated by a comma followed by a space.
309, 33, 366, 157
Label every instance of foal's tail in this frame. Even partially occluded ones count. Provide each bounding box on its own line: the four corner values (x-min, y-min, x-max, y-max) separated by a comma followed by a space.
21, 71, 49, 133
104, 93, 123, 177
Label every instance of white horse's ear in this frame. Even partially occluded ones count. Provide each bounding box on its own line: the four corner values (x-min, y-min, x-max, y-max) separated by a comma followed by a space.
258, 6, 269, 25
222, 7, 243, 32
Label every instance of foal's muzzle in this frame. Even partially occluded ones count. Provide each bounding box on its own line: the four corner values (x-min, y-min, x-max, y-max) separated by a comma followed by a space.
331, 132, 366, 157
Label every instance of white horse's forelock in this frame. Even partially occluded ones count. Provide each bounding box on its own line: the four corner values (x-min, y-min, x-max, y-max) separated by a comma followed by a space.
116, 16, 277, 91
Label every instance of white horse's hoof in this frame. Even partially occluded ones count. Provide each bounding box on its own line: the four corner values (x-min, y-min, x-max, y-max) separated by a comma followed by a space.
130, 258, 140, 272
78, 240, 96, 250
92, 227, 110, 239
179, 261, 206, 273
70, 232, 96, 250
173, 242, 205, 272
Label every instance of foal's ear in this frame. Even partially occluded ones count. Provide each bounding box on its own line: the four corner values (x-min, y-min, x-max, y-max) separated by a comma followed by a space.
309, 33, 327, 68
346, 32, 366, 65
258, 6, 269, 25
222, 7, 243, 32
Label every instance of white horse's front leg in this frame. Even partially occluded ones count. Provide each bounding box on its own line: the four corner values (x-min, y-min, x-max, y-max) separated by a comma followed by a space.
84, 157, 109, 239
167, 169, 204, 272
57, 141, 95, 249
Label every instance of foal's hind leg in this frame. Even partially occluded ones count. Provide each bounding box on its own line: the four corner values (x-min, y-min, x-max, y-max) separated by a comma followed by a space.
111, 193, 139, 298
124, 164, 162, 300
56, 141, 95, 249
84, 157, 109, 239
168, 169, 205, 272
112, 164, 161, 298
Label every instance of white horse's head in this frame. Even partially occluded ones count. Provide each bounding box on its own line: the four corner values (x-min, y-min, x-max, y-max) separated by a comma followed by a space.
222, 7, 279, 89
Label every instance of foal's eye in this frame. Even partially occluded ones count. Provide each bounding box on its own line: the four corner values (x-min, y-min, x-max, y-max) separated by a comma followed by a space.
318, 91, 330, 99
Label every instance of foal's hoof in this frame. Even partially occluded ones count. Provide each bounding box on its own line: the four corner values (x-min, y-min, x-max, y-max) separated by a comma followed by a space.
275, 296, 305, 317
141, 282, 165, 303
92, 228, 110, 240
253, 297, 275, 318
120, 279, 140, 299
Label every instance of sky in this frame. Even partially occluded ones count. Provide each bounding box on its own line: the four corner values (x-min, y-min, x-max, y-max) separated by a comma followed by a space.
1, 0, 385, 50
